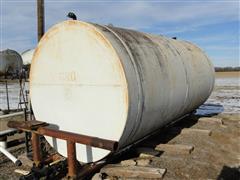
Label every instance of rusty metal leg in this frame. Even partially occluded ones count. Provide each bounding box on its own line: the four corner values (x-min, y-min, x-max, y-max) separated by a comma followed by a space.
67, 141, 77, 178
32, 133, 41, 166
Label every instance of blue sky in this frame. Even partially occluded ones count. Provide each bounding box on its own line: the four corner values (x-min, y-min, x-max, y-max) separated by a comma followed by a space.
0, 0, 239, 67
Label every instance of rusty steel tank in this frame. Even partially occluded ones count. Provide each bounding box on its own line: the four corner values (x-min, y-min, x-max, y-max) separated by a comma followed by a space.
30, 20, 215, 163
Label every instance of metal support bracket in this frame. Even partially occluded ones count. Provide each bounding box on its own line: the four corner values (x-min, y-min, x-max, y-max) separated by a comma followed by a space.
8, 120, 118, 178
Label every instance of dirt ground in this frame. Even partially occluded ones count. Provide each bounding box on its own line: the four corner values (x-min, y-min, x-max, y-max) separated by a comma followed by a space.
0, 71, 239, 179
146, 113, 240, 180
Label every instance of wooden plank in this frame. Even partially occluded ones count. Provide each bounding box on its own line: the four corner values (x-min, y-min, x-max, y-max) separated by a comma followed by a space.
135, 147, 161, 156
121, 159, 136, 166
7, 120, 48, 131
0, 128, 18, 137
91, 173, 102, 180
139, 153, 155, 158
136, 158, 152, 166
155, 144, 194, 155
101, 164, 166, 179
198, 117, 223, 125
181, 128, 212, 136
18, 153, 34, 167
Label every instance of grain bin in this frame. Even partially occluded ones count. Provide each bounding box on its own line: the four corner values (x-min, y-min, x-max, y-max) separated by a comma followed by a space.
30, 20, 215, 163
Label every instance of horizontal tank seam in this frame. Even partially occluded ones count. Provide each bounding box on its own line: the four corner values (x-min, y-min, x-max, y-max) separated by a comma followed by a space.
31, 83, 122, 87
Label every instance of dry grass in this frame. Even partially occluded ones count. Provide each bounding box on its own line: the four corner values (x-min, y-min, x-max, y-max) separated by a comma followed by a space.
215, 71, 240, 78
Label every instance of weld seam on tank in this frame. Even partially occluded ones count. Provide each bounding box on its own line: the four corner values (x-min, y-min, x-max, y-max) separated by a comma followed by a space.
170, 40, 190, 114
203, 53, 215, 95
102, 25, 144, 141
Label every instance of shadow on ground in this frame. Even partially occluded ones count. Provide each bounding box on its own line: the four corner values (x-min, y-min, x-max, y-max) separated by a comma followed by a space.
217, 166, 240, 180
109, 103, 224, 162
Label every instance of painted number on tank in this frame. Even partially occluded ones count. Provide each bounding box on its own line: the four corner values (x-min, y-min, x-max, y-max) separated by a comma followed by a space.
58, 71, 77, 81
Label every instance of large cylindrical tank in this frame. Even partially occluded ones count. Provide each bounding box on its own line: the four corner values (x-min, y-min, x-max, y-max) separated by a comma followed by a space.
30, 20, 215, 163
21, 49, 35, 65
0, 49, 23, 76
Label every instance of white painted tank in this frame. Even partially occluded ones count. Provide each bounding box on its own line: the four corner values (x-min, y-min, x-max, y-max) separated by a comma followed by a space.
0, 49, 23, 76
21, 49, 35, 65
30, 20, 215, 163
